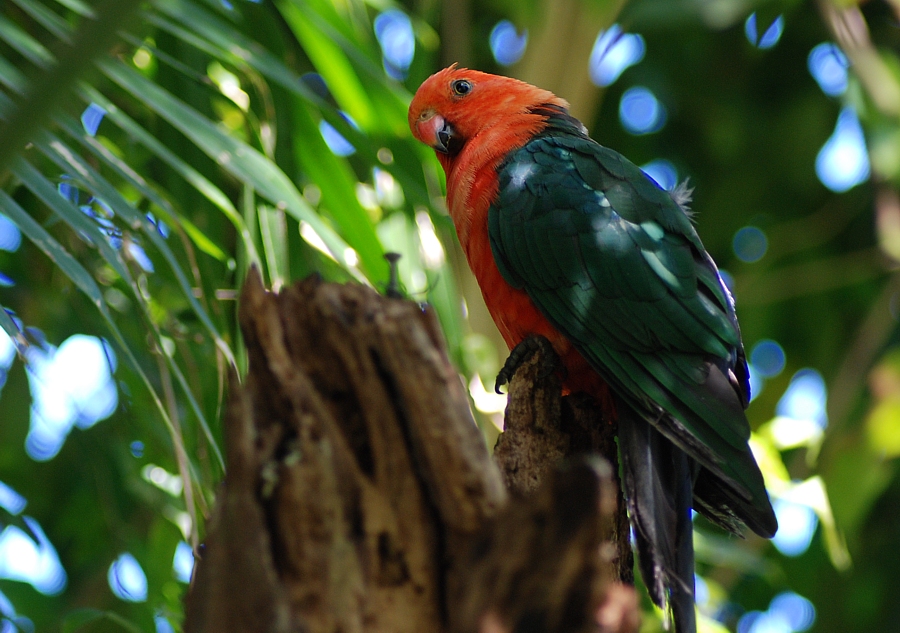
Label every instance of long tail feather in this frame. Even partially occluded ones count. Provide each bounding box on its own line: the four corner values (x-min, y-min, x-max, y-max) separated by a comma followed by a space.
618, 401, 697, 633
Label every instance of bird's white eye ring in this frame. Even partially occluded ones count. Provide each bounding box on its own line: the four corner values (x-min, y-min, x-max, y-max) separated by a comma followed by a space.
451, 79, 473, 96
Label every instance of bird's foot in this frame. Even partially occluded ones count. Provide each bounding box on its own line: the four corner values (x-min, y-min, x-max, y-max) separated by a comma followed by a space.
494, 334, 563, 394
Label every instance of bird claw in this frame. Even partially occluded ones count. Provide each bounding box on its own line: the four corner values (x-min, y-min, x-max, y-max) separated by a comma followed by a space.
494, 335, 562, 394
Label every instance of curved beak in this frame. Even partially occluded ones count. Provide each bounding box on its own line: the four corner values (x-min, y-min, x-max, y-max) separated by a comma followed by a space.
416, 113, 457, 154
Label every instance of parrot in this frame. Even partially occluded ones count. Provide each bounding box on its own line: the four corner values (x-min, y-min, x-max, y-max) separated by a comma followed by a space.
408, 66, 777, 633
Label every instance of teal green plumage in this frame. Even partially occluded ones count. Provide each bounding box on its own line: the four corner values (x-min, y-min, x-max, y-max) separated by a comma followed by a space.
409, 68, 776, 633
489, 111, 776, 538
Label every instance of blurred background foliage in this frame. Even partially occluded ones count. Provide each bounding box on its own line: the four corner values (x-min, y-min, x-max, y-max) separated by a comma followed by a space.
0, 0, 898, 630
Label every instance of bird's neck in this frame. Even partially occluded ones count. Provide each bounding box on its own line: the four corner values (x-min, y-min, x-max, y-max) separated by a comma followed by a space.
443, 107, 552, 248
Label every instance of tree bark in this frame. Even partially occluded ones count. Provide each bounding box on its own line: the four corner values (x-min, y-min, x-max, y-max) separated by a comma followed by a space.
184, 271, 638, 633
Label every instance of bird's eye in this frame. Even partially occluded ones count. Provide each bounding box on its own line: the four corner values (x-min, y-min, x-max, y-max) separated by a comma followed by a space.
451, 79, 473, 96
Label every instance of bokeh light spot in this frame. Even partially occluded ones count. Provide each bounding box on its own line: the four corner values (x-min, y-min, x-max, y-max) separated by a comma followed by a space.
81, 103, 106, 137
772, 497, 817, 556
777, 368, 827, 429
108, 553, 147, 602
0, 518, 67, 595
759, 16, 784, 49
769, 591, 816, 632
641, 159, 678, 190
751, 340, 785, 378
0, 482, 26, 516
745, 13, 784, 49
130, 441, 144, 458
589, 25, 645, 87
619, 86, 666, 135
490, 20, 528, 66
173, 541, 194, 583
319, 116, 356, 157
748, 363, 764, 402
142, 464, 183, 497
0, 329, 14, 371
374, 10, 414, 79
57, 179, 80, 205
300, 73, 331, 101
739, 610, 793, 633
737, 591, 816, 633
156, 614, 175, 633
25, 335, 118, 461
0, 215, 21, 252
694, 574, 709, 607
816, 107, 870, 192
126, 242, 154, 273
738, 610, 764, 633
732, 226, 768, 263
146, 212, 170, 239
808, 43, 848, 97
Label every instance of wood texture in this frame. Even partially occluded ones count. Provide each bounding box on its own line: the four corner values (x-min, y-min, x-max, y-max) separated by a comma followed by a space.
495, 355, 634, 584
184, 271, 638, 633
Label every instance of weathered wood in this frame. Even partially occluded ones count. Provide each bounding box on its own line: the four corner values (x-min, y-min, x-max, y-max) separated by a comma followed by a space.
495, 354, 634, 585
183, 272, 638, 633
451, 457, 617, 633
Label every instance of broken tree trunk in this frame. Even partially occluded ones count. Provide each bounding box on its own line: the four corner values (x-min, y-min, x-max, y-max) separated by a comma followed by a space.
183, 271, 638, 633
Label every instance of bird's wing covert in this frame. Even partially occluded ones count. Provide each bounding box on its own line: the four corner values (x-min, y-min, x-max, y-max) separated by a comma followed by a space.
489, 132, 773, 528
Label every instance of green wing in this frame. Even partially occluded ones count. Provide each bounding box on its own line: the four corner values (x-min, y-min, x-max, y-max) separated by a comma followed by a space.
489, 127, 776, 536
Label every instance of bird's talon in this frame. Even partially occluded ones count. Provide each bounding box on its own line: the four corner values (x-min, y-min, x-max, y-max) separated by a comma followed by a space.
494, 335, 559, 392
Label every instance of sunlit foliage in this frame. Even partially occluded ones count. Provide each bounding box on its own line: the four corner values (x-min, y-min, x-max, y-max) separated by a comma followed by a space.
0, 0, 899, 631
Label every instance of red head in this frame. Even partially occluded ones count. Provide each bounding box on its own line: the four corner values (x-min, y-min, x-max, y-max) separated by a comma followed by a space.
408, 66, 569, 174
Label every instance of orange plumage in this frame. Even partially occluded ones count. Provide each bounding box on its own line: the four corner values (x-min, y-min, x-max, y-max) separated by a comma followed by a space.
411, 67, 778, 633
409, 66, 610, 399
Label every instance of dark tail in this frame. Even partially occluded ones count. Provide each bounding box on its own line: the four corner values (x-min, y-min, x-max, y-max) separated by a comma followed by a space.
618, 401, 697, 633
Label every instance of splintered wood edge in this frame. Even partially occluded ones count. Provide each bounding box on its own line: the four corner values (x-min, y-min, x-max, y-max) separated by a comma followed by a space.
372, 298, 507, 532
183, 369, 293, 633
189, 275, 634, 633
450, 457, 619, 633
495, 347, 635, 586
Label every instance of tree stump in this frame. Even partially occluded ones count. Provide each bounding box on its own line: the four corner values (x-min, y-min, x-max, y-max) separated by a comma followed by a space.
183, 271, 638, 633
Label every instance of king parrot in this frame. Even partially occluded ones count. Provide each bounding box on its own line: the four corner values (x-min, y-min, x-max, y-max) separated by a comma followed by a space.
409, 66, 777, 633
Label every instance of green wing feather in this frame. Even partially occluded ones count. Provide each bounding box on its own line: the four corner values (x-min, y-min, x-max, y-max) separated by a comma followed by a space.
489, 119, 776, 537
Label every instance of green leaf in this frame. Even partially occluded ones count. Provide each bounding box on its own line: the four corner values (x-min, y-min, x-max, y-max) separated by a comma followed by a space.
49, 0, 96, 18
98, 59, 373, 279
148, 0, 423, 215
276, 0, 376, 130
11, 156, 132, 283
0, 0, 143, 178
0, 53, 27, 93
10, 156, 226, 473
62, 608, 143, 633
0, 190, 105, 306
30, 134, 228, 472
150, 0, 317, 101
258, 205, 289, 288
31, 131, 234, 361
53, 111, 228, 262
76, 85, 254, 265
291, 101, 386, 282
8, 0, 73, 42
0, 297, 27, 356
0, 13, 54, 68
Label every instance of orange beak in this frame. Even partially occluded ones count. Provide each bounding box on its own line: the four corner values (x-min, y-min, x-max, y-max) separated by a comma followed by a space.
416, 112, 456, 154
